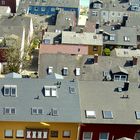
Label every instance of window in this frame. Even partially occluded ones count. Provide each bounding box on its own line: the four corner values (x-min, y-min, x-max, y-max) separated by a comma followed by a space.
51, 108, 58, 116
135, 111, 140, 119
44, 86, 57, 97
3, 85, 17, 97
63, 130, 71, 138
85, 110, 96, 118
62, 67, 68, 76
102, 111, 113, 119
83, 132, 93, 140
69, 87, 76, 94
110, 35, 115, 41
4, 107, 16, 115
5, 130, 13, 138
99, 132, 109, 140
31, 108, 43, 115
1, 0, 5, 5
16, 130, 24, 138
41, 7, 46, 11
93, 46, 98, 51
114, 75, 127, 81
51, 131, 58, 137
92, 11, 98, 16
124, 36, 130, 42
34, 7, 38, 11
51, 8, 56, 12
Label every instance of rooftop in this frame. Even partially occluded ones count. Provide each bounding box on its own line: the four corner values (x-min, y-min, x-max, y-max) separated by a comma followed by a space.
0, 79, 81, 122
79, 81, 140, 124
62, 31, 103, 46
39, 44, 88, 55
38, 54, 140, 82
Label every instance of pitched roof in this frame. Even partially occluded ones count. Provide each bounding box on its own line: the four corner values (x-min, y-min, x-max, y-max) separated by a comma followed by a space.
5, 72, 22, 78
0, 79, 81, 122
79, 81, 140, 124
111, 48, 140, 57
38, 54, 140, 81
39, 44, 88, 55
103, 26, 137, 46
111, 66, 128, 74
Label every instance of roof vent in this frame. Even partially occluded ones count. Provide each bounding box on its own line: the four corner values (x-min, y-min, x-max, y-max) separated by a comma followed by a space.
123, 81, 129, 91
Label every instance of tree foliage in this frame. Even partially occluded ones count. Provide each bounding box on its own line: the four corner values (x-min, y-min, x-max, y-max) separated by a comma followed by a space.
4, 36, 29, 73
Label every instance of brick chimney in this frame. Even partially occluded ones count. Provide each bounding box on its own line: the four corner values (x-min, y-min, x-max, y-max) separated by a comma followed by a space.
123, 81, 129, 91
94, 54, 98, 63
132, 56, 138, 66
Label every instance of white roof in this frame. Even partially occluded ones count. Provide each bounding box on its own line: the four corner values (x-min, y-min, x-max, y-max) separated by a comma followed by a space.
111, 48, 140, 57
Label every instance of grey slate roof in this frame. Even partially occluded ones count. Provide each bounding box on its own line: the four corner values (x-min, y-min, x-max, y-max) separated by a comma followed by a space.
0, 79, 81, 122
0, 15, 32, 39
47, 11, 76, 32
79, 81, 140, 124
38, 54, 140, 82
103, 26, 137, 46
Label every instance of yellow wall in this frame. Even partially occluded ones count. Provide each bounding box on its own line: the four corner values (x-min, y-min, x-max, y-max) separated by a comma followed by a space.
88, 45, 103, 55
0, 121, 79, 140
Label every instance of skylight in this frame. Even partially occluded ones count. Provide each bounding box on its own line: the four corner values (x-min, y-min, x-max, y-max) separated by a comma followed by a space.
103, 111, 113, 119
85, 110, 96, 118
135, 111, 140, 119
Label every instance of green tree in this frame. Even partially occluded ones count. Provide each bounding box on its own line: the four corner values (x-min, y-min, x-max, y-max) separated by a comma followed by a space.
103, 48, 111, 56
4, 35, 30, 73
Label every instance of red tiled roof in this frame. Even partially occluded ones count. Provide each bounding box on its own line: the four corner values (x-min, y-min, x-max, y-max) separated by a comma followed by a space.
39, 44, 88, 55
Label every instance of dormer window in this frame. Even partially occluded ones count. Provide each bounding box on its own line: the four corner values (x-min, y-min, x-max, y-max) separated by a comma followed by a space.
3, 85, 17, 97
44, 86, 57, 97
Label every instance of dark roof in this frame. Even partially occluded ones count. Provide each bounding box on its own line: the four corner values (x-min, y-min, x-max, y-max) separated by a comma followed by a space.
38, 54, 140, 82
79, 81, 140, 124
0, 79, 81, 122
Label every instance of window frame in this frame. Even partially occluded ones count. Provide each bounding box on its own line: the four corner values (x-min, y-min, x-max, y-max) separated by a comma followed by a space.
135, 111, 140, 119
83, 132, 93, 140
63, 130, 71, 138
50, 130, 58, 138
16, 130, 24, 138
31, 107, 43, 115
99, 132, 109, 140
85, 110, 96, 118
102, 111, 113, 119
5, 129, 13, 138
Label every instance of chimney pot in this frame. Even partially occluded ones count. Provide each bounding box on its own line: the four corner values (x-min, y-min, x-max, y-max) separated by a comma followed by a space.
94, 54, 98, 63
133, 56, 138, 66
123, 81, 129, 91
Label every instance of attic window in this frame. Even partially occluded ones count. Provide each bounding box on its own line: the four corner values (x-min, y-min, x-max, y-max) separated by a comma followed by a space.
51, 108, 58, 116
3, 85, 17, 97
31, 108, 43, 115
4, 107, 16, 115
102, 111, 113, 119
85, 110, 96, 118
44, 86, 57, 97
124, 36, 130, 42
69, 87, 76, 94
135, 111, 140, 119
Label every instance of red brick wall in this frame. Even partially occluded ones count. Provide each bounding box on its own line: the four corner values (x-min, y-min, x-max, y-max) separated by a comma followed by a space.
80, 124, 140, 140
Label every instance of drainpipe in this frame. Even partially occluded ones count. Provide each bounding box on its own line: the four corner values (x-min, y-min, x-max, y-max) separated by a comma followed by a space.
77, 123, 81, 140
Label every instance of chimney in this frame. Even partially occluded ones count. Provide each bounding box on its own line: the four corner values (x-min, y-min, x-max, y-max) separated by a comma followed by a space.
123, 81, 129, 91
42, 29, 45, 40
122, 15, 128, 27
94, 54, 98, 63
96, 22, 100, 29
132, 56, 138, 66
